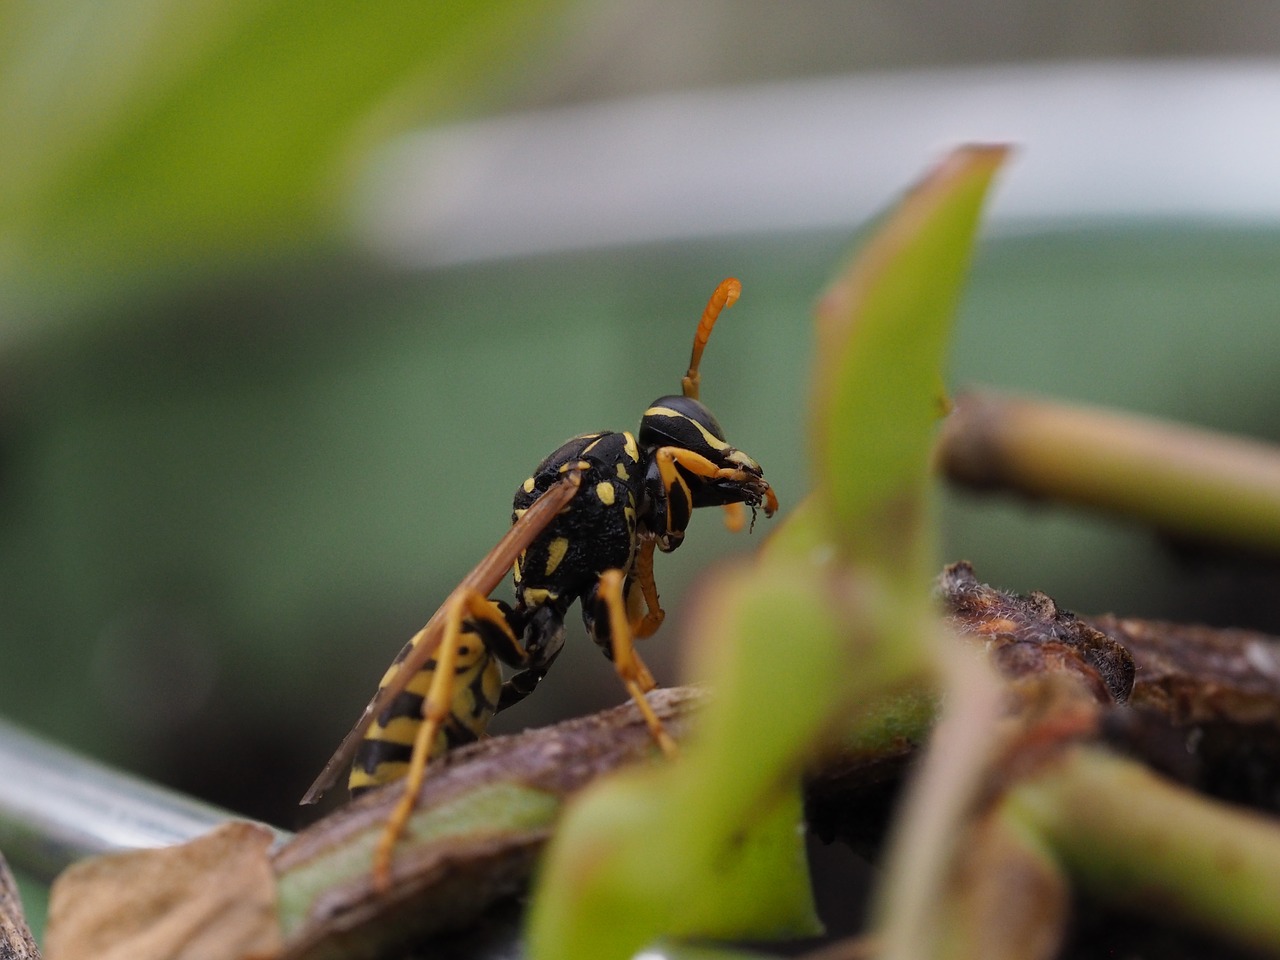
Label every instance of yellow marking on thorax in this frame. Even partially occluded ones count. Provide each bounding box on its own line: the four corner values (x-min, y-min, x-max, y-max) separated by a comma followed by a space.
522, 477, 536, 494
622, 431, 639, 462
595, 481, 616, 506
544, 536, 570, 576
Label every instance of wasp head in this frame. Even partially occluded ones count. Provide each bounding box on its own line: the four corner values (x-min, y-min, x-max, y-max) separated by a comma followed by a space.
637, 394, 776, 551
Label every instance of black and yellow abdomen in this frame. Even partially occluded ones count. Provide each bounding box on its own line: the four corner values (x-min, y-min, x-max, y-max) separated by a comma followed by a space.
348, 614, 510, 796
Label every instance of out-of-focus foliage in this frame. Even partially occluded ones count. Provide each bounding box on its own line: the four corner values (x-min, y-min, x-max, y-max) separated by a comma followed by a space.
812, 146, 1008, 583
525, 146, 1007, 960
0, 0, 569, 333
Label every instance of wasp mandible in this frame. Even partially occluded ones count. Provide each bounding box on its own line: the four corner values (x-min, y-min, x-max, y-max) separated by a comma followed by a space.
301, 278, 778, 889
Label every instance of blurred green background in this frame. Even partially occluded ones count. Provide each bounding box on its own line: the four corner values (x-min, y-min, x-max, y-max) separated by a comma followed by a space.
3, 0, 1280, 838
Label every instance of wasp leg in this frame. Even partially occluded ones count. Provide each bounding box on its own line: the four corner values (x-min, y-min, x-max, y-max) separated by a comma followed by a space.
654, 445, 780, 518
372, 590, 520, 893
598, 569, 679, 758
630, 537, 665, 639
496, 605, 568, 712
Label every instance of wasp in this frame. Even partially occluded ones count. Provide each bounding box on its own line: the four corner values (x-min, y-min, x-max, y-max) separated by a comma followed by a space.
301, 278, 778, 889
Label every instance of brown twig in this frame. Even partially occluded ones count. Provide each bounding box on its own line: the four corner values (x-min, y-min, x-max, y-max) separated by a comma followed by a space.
274, 687, 705, 960
0, 853, 41, 960
42, 566, 1280, 960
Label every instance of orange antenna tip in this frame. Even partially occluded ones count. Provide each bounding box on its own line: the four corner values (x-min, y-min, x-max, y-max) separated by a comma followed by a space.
682, 278, 742, 400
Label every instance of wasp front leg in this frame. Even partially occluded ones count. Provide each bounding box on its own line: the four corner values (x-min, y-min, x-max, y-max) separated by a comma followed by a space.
594, 569, 679, 758
654, 446, 779, 520
370, 590, 523, 892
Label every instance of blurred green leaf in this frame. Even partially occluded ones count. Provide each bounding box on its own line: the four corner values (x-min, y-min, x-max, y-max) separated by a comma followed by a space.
0, 0, 568, 325
807, 147, 1010, 960
525, 146, 1008, 959
812, 145, 1009, 584
527, 765, 819, 960
525, 567, 838, 960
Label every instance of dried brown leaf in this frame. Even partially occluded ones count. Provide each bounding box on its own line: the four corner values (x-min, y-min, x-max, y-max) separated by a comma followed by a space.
45, 821, 280, 960
1090, 614, 1280, 727
938, 562, 1135, 706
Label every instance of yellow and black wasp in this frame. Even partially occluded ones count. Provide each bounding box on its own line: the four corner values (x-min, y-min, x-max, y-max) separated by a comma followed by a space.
301, 278, 778, 888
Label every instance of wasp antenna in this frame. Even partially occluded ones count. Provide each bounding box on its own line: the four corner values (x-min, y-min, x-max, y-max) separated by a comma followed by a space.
682, 277, 741, 400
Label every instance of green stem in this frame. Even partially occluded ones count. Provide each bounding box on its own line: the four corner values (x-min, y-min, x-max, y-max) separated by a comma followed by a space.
939, 389, 1280, 551
1008, 746, 1280, 953
874, 642, 1006, 960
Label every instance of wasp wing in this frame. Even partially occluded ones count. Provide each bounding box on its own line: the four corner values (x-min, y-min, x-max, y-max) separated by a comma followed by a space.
300, 471, 583, 804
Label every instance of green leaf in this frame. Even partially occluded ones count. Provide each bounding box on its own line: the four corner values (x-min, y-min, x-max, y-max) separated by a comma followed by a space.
525, 566, 843, 960
812, 145, 1009, 583
526, 766, 820, 960
0, 0, 568, 319
525, 146, 1009, 959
